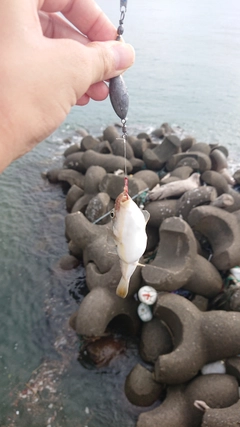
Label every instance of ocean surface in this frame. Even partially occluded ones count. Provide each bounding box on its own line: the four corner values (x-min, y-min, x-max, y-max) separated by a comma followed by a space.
0, 0, 240, 425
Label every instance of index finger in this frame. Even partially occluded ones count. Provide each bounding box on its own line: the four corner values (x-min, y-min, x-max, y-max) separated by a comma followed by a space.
39, 0, 117, 41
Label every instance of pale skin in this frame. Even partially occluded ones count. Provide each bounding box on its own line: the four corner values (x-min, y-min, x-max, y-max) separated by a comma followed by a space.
0, 0, 135, 172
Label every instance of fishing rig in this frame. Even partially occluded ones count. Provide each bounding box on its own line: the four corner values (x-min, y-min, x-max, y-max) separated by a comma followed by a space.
109, 0, 129, 195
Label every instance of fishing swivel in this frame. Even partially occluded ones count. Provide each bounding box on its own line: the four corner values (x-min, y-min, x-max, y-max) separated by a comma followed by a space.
117, 0, 127, 39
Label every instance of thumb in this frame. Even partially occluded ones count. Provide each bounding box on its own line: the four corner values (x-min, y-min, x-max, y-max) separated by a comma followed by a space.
86, 40, 135, 83
48, 39, 135, 105
67, 40, 135, 100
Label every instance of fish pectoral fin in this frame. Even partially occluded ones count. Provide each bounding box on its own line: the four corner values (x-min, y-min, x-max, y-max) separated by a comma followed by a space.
116, 276, 129, 299
142, 209, 150, 224
137, 262, 145, 267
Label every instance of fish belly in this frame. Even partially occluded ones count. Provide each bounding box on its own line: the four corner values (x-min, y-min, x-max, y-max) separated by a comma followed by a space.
116, 203, 147, 264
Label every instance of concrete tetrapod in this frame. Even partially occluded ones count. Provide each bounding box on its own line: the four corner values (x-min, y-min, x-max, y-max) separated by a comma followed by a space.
65, 211, 102, 250
182, 254, 223, 299
152, 122, 173, 139
210, 193, 234, 209
140, 318, 173, 363
201, 399, 240, 426
167, 165, 194, 180
128, 137, 149, 159
58, 169, 85, 188
63, 152, 86, 173
225, 187, 240, 212
66, 185, 84, 212
188, 205, 240, 270
83, 165, 107, 194
133, 170, 159, 190
94, 139, 113, 155
66, 213, 142, 336
201, 170, 229, 196
65, 212, 142, 296
153, 293, 240, 384
210, 148, 236, 185
84, 233, 142, 295
176, 185, 217, 220
233, 169, 240, 184
137, 374, 239, 427
99, 173, 147, 200
142, 217, 222, 298
111, 138, 134, 159
129, 157, 145, 173
82, 150, 133, 173
180, 136, 196, 151
188, 142, 211, 155
166, 152, 212, 173
145, 200, 177, 228
63, 143, 81, 157
85, 192, 112, 224
225, 356, 240, 383
74, 287, 140, 337
80, 135, 100, 151
152, 134, 181, 164
143, 134, 181, 171
177, 157, 200, 171
125, 363, 164, 407
102, 125, 119, 143
71, 165, 107, 213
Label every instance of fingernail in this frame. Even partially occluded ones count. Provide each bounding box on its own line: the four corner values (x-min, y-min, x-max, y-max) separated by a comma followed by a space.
112, 43, 135, 71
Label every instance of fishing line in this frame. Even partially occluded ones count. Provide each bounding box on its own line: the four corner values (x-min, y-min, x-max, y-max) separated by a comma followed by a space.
121, 118, 128, 194
109, 0, 129, 196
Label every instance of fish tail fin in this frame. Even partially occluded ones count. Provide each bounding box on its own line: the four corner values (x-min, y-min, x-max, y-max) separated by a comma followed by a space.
116, 276, 129, 299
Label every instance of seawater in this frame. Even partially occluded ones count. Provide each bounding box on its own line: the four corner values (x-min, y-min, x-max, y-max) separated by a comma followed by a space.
0, 0, 240, 425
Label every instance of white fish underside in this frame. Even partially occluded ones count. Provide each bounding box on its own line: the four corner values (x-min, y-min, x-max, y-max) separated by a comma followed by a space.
112, 194, 149, 298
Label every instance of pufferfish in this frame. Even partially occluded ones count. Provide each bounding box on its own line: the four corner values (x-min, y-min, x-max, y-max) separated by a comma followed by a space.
111, 190, 150, 298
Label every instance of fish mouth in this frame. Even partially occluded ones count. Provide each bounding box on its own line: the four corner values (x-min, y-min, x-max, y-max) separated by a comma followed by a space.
115, 191, 129, 211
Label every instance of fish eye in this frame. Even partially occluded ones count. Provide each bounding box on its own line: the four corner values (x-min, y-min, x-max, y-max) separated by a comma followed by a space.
110, 210, 115, 219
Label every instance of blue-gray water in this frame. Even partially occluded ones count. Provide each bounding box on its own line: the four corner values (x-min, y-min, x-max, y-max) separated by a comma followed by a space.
1, 0, 240, 425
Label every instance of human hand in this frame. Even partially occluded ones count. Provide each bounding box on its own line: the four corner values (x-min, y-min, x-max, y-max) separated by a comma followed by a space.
0, 0, 135, 172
